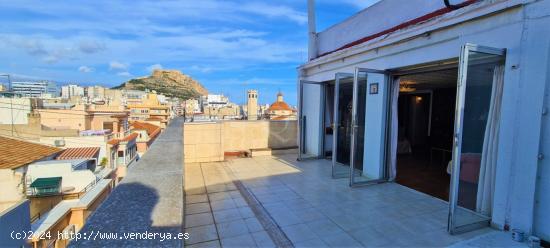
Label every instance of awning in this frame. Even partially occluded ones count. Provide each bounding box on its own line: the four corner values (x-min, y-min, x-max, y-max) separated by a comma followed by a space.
30, 177, 62, 188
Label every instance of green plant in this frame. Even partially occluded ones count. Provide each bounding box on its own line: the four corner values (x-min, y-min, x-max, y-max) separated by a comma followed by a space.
100, 157, 108, 167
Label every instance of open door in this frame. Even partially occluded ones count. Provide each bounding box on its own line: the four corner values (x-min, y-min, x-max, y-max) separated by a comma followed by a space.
349, 68, 391, 186
332, 73, 354, 178
298, 80, 325, 160
448, 44, 506, 234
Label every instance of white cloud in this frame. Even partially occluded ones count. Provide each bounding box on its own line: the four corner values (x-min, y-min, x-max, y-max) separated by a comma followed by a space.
78, 66, 94, 73
79, 40, 106, 54
109, 61, 129, 71
189, 65, 213, 73
146, 63, 163, 72
0, 0, 307, 84
117, 71, 132, 77
240, 3, 307, 25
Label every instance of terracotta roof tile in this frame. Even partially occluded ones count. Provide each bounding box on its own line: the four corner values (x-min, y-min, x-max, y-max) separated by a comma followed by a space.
107, 133, 139, 146
131, 121, 161, 138
122, 133, 139, 142
56, 147, 100, 160
268, 101, 292, 111
0, 136, 62, 169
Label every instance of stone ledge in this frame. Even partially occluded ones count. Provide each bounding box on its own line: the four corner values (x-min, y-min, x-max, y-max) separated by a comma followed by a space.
69, 118, 185, 247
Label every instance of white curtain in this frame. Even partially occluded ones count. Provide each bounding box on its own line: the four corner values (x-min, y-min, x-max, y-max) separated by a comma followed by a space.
476, 65, 505, 216
389, 78, 400, 181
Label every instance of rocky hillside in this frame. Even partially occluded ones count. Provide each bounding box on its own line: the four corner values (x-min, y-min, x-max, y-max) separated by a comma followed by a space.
113, 70, 208, 99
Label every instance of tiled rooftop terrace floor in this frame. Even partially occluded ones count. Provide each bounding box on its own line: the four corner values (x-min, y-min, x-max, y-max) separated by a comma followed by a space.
184, 154, 523, 248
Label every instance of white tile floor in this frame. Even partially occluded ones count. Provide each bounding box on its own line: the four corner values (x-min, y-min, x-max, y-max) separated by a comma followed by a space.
185, 154, 519, 247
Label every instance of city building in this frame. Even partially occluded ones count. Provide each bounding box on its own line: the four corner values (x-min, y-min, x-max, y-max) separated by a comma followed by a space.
0, 84, 6, 92
267, 92, 297, 120
122, 89, 147, 106
12, 81, 58, 98
0, 136, 62, 212
130, 121, 161, 155
183, 99, 200, 116
61, 84, 85, 99
127, 92, 171, 129
106, 131, 138, 172
246, 89, 258, 120
25, 159, 97, 198
0, 96, 32, 125
298, 0, 550, 239
37, 104, 129, 132
203, 103, 241, 120
199, 94, 229, 110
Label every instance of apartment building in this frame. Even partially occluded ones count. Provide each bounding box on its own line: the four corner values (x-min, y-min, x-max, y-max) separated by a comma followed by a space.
127, 92, 170, 129
0, 137, 113, 248
130, 121, 161, 154
61, 84, 84, 99
0, 136, 62, 213
12, 81, 58, 98
0, 96, 32, 125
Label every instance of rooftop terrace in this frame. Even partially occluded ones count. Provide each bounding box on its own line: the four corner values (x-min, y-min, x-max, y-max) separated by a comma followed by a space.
71, 118, 522, 247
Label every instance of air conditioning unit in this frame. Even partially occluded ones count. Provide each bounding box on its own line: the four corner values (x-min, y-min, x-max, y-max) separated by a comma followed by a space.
54, 139, 66, 147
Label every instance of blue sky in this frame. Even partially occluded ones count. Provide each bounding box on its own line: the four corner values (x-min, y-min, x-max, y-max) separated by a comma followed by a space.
0, 0, 379, 105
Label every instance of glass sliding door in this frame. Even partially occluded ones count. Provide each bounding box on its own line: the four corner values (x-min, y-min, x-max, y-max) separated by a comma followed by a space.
350, 68, 390, 186
299, 80, 325, 160
332, 73, 354, 178
448, 43, 505, 234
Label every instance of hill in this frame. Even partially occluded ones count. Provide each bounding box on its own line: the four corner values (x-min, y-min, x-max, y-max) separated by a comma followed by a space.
113, 70, 208, 100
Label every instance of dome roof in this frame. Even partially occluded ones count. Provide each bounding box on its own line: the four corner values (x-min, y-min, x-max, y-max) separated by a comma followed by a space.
268, 101, 292, 111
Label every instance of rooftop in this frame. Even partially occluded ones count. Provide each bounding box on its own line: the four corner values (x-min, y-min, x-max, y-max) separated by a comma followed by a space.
268, 101, 292, 111
131, 121, 161, 138
107, 133, 139, 145
56, 147, 100, 160
0, 136, 62, 169
71, 118, 520, 246
71, 118, 184, 247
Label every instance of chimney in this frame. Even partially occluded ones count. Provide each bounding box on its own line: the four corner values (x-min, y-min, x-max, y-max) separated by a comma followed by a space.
308, 0, 317, 61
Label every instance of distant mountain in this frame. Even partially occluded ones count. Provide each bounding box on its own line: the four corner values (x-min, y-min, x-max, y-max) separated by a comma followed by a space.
113, 70, 208, 100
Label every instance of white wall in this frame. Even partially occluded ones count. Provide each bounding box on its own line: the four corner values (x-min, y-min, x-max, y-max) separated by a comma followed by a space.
39, 136, 107, 161
317, 0, 446, 55
0, 98, 31, 125
534, 51, 550, 240
27, 162, 96, 193
301, 83, 322, 156
300, 0, 550, 235
0, 169, 24, 212
362, 73, 388, 179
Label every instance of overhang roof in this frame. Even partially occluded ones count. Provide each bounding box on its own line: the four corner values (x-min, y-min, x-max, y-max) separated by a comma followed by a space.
56, 147, 100, 160
131, 121, 161, 138
30, 177, 62, 188
0, 136, 62, 169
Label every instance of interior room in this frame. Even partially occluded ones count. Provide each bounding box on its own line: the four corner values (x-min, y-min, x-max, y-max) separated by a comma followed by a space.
394, 68, 458, 201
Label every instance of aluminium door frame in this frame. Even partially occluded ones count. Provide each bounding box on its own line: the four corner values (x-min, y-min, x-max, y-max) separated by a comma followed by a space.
447, 43, 506, 235
298, 79, 326, 161
332, 72, 354, 178
349, 67, 392, 187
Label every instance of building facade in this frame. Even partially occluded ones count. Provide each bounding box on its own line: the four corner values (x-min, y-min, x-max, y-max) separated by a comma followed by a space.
12, 81, 58, 98
247, 90, 258, 120
298, 0, 550, 240
61, 84, 85, 99
0, 97, 32, 125
267, 92, 296, 120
